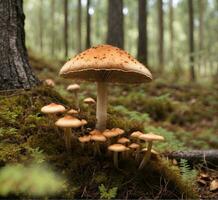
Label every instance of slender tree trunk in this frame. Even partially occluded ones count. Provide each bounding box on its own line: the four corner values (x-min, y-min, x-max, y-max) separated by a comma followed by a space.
169, 0, 174, 61
77, 0, 82, 52
158, 0, 164, 72
0, 0, 39, 90
188, 0, 196, 81
64, 0, 68, 58
86, 0, 91, 49
39, 0, 43, 53
95, 0, 100, 39
137, 0, 148, 65
198, 0, 204, 51
107, 0, 124, 49
51, 0, 55, 57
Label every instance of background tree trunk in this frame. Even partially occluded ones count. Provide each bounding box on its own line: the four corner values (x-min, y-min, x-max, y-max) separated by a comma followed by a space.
64, 0, 68, 58
169, 0, 174, 61
39, 0, 43, 53
86, 0, 91, 49
107, 0, 124, 49
77, 0, 82, 52
198, 0, 204, 51
137, 0, 148, 65
0, 0, 39, 90
158, 0, 164, 72
188, 0, 196, 81
51, 0, 55, 57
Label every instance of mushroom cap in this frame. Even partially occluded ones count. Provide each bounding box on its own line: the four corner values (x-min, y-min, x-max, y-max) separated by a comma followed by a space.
129, 143, 140, 149
112, 128, 125, 136
117, 137, 130, 144
81, 119, 88, 125
67, 109, 79, 114
44, 79, 55, 87
59, 44, 152, 83
41, 103, 66, 114
139, 133, 165, 142
67, 84, 80, 91
91, 134, 107, 142
83, 97, 96, 104
90, 129, 102, 135
78, 135, 91, 143
102, 129, 118, 138
130, 131, 143, 138
55, 115, 82, 128
108, 144, 128, 152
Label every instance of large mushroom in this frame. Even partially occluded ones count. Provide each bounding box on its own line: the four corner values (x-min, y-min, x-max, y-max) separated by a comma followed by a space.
59, 44, 152, 131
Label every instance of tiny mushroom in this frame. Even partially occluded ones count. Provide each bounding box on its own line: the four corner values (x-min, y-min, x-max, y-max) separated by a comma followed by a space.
108, 144, 128, 168
90, 133, 107, 155
129, 143, 140, 160
67, 109, 79, 115
83, 97, 96, 118
67, 84, 80, 109
117, 137, 130, 145
41, 103, 66, 122
44, 79, 55, 87
103, 129, 120, 144
59, 45, 152, 131
138, 133, 164, 169
55, 115, 83, 151
78, 135, 91, 148
81, 119, 88, 131
130, 131, 143, 143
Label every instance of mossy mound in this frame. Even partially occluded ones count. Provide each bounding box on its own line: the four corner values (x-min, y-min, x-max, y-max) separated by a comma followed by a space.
0, 87, 198, 198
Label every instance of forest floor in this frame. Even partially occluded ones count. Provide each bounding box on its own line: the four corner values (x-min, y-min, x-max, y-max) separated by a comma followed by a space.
0, 53, 217, 198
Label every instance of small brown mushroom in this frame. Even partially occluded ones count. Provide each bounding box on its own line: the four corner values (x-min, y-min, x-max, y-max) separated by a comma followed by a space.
90, 133, 107, 155
44, 79, 55, 87
83, 97, 96, 118
67, 84, 80, 109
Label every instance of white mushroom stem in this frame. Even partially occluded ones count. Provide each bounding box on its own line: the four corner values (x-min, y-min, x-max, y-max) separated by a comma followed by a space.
64, 128, 72, 151
96, 82, 108, 131
139, 141, 153, 169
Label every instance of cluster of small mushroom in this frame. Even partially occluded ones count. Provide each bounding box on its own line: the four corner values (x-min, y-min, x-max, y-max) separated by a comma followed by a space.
78, 128, 165, 169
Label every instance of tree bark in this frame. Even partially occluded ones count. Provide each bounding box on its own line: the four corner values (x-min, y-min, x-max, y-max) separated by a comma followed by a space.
107, 0, 124, 49
64, 0, 68, 58
0, 0, 39, 90
158, 0, 164, 72
86, 0, 91, 49
169, 0, 174, 61
165, 150, 218, 165
188, 0, 196, 81
51, 0, 55, 57
137, 0, 148, 65
77, 0, 82, 52
198, 0, 204, 51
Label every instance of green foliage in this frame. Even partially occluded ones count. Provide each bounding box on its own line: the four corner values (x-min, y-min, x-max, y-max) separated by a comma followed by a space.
28, 147, 45, 164
98, 184, 118, 200
0, 164, 65, 197
180, 159, 198, 185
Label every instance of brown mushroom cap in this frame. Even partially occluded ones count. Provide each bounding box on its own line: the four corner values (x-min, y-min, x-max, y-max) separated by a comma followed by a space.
44, 79, 55, 87
67, 84, 80, 91
139, 133, 165, 142
83, 97, 96, 104
67, 109, 79, 114
130, 131, 143, 139
102, 129, 118, 138
81, 119, 88, 126
117, 137, 130, 144
108, 144, 128, 152
129, 143, 140, 149
78, 135, 91, 143
55, 115, 82, 128
90, 129, 102, 135
41, 103, 66, 114
59, 44, 152, 83
112, 128, 125, 136
91, 134, 107, 142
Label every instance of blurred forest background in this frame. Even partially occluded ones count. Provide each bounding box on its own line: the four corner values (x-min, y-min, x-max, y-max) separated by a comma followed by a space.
24, 0, 218, 82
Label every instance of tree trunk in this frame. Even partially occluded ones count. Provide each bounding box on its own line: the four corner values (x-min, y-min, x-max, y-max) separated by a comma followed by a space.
198, 0, 204, 51
169, 0, 174, 61
107, 0, 124, 49
51, 0, 55, 57
165, 150, 218, 165
39, 0, 43, 53
86, 0, 91, 49
77, 0, 82, 52
188, 0, 196, 81
158, 0, 164, 72
137, 0, 148, 65
0, 0, 39, 90
64, 0, 68, 58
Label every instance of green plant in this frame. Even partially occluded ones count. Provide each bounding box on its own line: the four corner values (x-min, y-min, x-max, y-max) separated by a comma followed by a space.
28, 147, 45, 164
180, 159, 197, 184
98, 184, 118, 199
